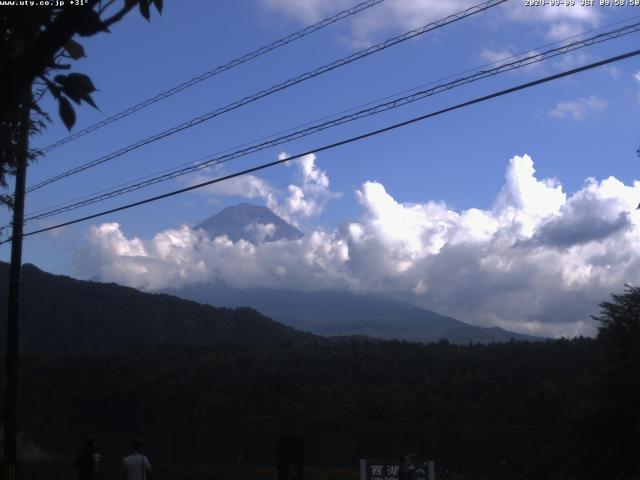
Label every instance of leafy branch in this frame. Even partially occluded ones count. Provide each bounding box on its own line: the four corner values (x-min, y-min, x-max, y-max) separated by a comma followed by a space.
0, 0, 163, 207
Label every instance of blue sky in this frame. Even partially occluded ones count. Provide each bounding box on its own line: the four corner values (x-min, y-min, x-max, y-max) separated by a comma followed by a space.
3, 0, 640, 336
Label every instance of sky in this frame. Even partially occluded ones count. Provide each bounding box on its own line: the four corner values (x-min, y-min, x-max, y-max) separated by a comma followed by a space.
2, 0, 640, 337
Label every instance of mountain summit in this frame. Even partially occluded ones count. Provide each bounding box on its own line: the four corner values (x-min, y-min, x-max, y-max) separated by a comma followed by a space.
195, 203, 303, 243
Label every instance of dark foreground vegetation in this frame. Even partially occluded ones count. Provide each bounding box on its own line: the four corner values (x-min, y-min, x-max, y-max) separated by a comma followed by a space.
10, 462, 359, 480
0, 262, 638, 478
1, 319, 639, 479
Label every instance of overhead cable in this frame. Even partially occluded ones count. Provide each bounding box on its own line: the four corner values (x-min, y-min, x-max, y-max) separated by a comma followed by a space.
5, 47, 639, 244
37, 0, 388, 154
27, 12, 640, 219
26, 0, 507, 193
23, 21, 640, 223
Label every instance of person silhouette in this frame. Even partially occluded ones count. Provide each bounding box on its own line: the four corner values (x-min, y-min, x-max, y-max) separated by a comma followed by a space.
122, 438, 152, 480
74, 436, 101, 480
399, 454, 416, 480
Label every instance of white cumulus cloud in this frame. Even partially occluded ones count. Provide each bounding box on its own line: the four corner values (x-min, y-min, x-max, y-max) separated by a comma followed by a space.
269, 153, 342, 224
187, 153, 340, 226
549, 95, 607, 120
479, 47, 514, 65
76, 154, 640, 338
197, 174, 275, 200
606, 66, 620, 79
261, 0, 598, 44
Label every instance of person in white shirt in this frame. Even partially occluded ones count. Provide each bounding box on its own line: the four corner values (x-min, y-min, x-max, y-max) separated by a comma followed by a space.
122, 438, 152, 480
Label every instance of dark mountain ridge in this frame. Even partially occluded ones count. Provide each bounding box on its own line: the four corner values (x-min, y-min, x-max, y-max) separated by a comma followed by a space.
0, 262, 317, 353
167, 282, 542, 344
186, 203, 541, 344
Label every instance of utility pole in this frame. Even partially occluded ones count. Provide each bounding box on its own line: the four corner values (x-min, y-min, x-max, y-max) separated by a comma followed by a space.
3, 89, 30, 480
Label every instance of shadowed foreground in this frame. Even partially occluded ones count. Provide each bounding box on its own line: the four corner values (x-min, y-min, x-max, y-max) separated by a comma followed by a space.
15, 462, 359, 480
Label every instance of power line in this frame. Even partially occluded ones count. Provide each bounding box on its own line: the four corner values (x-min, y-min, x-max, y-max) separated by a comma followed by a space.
5, 47, 639, 245
22, 20, 640, 223
36, 0, 388, 154
25, 0, 507, 194
25, 13, 640, 219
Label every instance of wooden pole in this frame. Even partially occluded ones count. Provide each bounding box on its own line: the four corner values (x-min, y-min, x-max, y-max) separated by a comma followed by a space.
3, 90, 30, 480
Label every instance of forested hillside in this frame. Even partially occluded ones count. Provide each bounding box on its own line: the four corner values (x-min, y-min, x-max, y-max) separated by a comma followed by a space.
0, 262, 318, 352
0, 338, 615, 477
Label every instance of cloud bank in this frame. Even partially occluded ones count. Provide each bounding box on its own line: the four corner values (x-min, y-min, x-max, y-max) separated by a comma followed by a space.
260, 0, 599, 44
76, 154, 640, 338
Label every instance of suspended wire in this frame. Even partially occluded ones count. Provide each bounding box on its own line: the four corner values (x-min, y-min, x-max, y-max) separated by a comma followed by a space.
22, 20, 640, 224
20, 7, 636, 227
5, 47, 639, 245
25, 12, 640, 219
36, 0, 388, 154
26, 0, 507, 194
22, 19, 638, 220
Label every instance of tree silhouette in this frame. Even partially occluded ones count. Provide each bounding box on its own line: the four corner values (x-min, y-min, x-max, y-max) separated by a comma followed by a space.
0, 0, 163, 205
590, 285, 640, 475
595, 284, 640, 367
